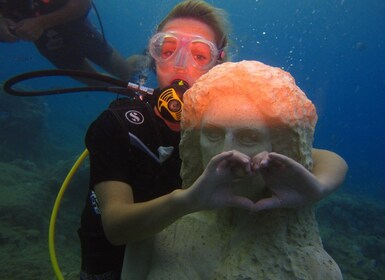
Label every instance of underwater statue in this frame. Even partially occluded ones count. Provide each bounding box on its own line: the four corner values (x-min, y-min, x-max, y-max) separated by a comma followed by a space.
122, 60, 342, 280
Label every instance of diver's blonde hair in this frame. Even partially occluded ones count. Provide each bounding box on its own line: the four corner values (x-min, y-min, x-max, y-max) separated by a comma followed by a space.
157, 0, 230, 55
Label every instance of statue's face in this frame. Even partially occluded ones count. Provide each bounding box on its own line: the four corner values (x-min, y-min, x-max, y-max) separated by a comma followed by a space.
200, 96, 272, 168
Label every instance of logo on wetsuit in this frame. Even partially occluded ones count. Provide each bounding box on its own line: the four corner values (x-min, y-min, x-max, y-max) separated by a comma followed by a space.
90, 191, 101, 215
125, 110, 144, 124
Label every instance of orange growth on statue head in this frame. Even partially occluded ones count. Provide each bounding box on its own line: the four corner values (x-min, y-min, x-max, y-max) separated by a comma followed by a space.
180, 60, 317, 186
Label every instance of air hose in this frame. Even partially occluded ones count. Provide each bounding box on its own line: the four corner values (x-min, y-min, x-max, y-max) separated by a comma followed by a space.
3, 69, 129, 96
48, 149, 89, 280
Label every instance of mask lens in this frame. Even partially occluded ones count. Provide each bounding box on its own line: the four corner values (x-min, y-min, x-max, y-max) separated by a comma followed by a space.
150, 32, 218, 70
190, 41, 214, 67
158, 35, 178, 60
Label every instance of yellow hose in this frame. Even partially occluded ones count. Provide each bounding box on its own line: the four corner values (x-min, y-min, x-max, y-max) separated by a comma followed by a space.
48, 149, 89, 280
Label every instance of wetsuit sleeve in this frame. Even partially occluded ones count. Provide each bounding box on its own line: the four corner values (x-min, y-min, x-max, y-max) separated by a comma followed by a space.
85, 110, 132, 188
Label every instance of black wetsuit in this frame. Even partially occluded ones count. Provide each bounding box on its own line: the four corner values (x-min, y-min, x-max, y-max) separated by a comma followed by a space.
0, 0, 114, 69
78, 96, 182, 279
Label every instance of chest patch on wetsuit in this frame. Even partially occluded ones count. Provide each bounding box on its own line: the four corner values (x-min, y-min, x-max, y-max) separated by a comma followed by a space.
109, 97, 176, 164
124, 110, 145, 125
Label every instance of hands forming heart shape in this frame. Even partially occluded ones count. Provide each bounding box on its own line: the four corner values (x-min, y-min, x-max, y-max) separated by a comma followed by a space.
186, 150, 324, 212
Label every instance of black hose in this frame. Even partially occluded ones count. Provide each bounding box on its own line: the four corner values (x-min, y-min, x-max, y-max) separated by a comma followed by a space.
3, 69, 136, 97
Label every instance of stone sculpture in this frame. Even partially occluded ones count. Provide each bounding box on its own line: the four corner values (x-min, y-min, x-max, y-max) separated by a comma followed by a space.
122, 60, 342, 280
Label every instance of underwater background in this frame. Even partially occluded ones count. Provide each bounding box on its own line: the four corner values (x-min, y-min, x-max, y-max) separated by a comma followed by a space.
0, 0, 384, 279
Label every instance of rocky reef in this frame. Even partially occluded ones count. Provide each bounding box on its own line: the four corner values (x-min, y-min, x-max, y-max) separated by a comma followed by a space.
0, 90, 48, 162
0, 85, 85, 279
316, 192, 385, 280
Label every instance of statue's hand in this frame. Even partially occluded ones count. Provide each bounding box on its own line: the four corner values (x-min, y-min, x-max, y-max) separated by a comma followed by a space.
250, 152, 323, 211
186, 150, 257, 211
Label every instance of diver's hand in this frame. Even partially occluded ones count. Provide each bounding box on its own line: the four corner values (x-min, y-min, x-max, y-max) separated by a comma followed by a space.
0, 18, 19, 42
13, 17, 44, 41
185, 150, 256, 211
250, 152, 323, 211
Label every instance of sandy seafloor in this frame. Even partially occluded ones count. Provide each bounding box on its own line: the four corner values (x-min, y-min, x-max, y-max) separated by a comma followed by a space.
1, 0, 385, 279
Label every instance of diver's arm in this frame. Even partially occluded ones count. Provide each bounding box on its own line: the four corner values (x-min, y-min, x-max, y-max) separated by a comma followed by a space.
250, 150, 348, 211
96, 151, 255, 245
95, 181, 191, 245
311, 148, 348, 197
12, 0, 91, 41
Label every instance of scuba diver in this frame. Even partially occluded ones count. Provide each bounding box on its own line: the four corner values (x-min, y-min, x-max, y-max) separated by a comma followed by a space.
0, 0, 146, 86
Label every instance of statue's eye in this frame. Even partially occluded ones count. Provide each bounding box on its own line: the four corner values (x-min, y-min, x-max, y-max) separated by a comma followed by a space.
201, 126, 224, 142
235, 130, 261, 146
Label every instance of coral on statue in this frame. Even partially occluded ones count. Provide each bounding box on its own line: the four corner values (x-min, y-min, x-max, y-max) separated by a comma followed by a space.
123, 61, 342, 279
